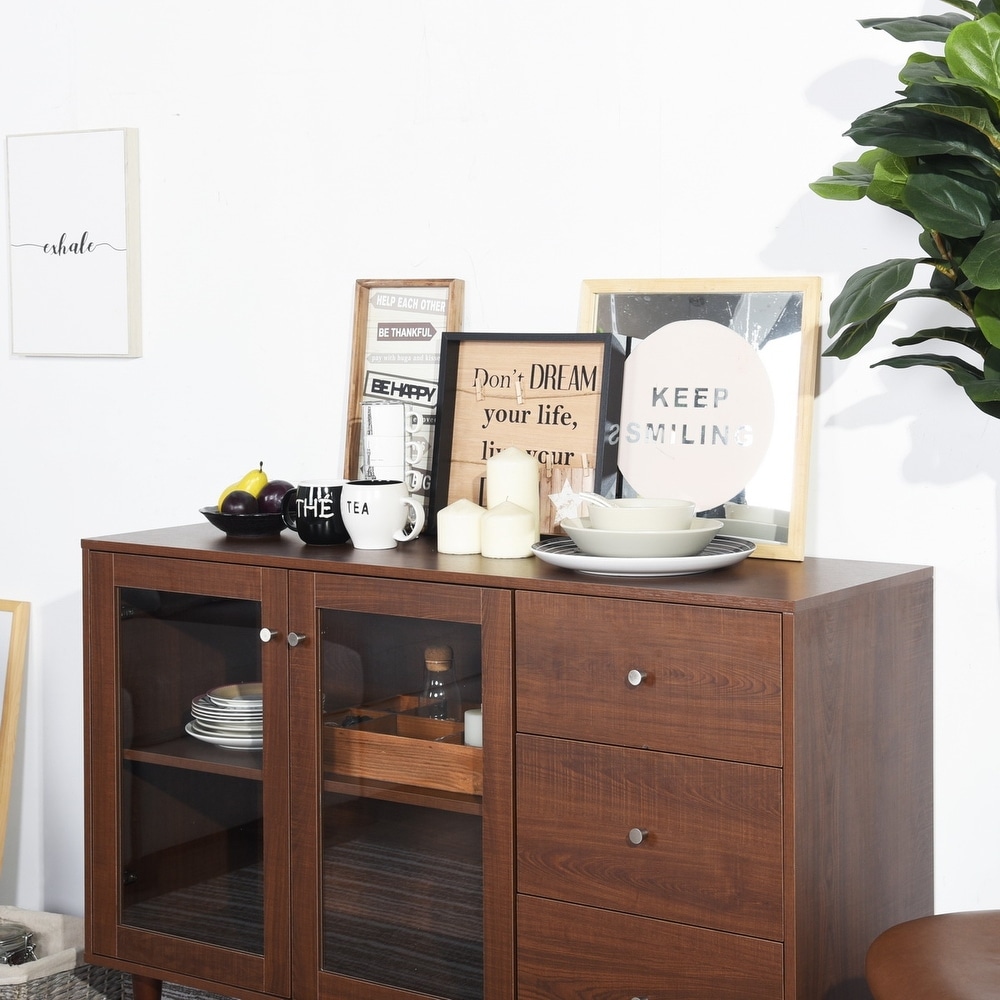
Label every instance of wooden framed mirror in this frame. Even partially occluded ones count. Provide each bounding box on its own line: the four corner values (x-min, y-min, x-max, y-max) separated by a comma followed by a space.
0, 600, 29, 872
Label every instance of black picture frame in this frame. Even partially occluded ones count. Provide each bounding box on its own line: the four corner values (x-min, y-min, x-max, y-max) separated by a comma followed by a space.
431, 332, 625, 534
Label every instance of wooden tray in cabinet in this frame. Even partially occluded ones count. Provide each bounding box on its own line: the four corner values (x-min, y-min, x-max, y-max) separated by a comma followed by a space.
323, 708, 483, 796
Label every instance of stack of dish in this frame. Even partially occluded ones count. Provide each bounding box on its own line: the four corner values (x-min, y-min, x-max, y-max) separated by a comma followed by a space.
560, 514, 724, 558
564, 498, 720, 558
185, 682, 263, 750
532, 496, 756, 577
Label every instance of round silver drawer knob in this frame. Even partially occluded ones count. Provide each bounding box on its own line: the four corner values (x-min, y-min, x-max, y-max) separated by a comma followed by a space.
626, 668, 647, 687
259, 627, 279, 643
627, 827, 648, 846
287, 631, 307, 647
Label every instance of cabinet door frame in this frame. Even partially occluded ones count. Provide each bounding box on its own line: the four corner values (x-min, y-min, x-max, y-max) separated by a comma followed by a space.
84, 552, 291, 997
287, 572, 514, 1000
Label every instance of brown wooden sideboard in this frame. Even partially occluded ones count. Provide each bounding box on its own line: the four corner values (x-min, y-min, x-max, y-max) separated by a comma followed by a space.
83, 524, 933, 1000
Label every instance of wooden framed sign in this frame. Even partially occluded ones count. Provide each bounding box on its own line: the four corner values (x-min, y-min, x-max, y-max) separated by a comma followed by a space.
432, 333, 625, 534
344, 278, 464, 520
579, 276, 820, 560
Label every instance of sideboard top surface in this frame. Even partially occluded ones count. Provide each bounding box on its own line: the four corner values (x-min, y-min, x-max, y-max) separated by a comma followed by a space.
82, 523, 932, 613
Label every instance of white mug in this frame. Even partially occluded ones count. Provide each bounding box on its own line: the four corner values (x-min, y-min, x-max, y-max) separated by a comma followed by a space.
341, 479, 426, 549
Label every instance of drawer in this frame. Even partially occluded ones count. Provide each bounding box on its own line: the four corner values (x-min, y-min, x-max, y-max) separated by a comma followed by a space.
516, 734, 783, 940
517, 895, 783, 1000
516, 591, 782, 765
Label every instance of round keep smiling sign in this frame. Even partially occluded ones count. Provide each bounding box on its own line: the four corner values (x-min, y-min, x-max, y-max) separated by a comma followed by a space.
617, 320, 775, 511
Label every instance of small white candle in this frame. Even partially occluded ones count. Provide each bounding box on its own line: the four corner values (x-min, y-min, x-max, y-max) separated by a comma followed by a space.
436, 498, 484, 554
485, 447, 540, 540
464, 707, 483, 747
481, 500, 536, 558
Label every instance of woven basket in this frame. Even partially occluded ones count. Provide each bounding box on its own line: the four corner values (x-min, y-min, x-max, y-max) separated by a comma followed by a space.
0, 962, 122, 1000
0, 908, 121, 1000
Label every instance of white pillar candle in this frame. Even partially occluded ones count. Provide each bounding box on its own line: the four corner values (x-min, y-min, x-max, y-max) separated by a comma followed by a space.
480, 500, 536, 558
485, 447, 540, 540
464, 707, 483, 747
436, 498, 485, 554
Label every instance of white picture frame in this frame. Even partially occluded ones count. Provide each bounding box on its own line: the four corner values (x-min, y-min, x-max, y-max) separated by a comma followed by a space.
6, 127, 141, 357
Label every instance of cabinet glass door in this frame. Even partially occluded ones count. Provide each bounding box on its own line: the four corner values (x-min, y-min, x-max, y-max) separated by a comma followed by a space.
289, 575, 512, 1000
87, 553, 290, 998
117, 585, 266, 952
320, 608, 482, 998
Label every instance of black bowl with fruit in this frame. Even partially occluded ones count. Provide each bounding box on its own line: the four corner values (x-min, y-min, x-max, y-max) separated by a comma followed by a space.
200, 506, 286, 538
201, 475, 294, 538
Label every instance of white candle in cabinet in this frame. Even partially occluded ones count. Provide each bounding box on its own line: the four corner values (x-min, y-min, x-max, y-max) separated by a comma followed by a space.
464, 707, 483, 747
436, 498, 485, 554
481, 500, 536, 558
485, 447, 540, 540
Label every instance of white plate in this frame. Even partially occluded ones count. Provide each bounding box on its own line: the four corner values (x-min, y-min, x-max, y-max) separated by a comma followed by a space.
532, 535, 755, 577
191, 695, 262, 719
189, 713, 263, 734
561, 516, 723, 558
185, 721, 263, 750
206, 682, 263, 707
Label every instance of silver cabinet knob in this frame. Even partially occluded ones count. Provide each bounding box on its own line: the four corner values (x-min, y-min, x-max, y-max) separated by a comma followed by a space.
259, 628, 279, 643
627, 827, 648, 846
626, 668, 647, 687
287, 631, 307, 647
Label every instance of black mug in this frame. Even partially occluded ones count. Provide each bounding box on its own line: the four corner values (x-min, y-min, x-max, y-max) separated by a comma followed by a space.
281, 480, 350, 545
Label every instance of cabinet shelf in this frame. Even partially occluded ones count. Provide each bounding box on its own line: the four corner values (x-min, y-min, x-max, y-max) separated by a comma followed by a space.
124, 737, 263, 779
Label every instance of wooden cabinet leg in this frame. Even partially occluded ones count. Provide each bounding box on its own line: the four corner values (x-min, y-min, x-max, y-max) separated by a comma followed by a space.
131, 975, 163, 1000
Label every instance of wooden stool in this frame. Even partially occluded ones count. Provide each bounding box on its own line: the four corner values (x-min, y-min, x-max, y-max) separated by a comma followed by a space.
866, 910, 1000, 999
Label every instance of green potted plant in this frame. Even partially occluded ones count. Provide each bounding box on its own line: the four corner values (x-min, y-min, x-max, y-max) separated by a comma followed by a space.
811, 1, 1000, 416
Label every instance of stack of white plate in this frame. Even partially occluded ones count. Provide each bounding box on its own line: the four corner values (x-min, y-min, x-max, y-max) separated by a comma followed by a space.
185, 682, 263, 750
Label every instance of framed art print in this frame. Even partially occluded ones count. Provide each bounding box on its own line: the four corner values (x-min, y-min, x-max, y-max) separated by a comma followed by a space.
580, 277, 820, 560
344, 278, 464, 520
6, 128, 141, 357
432, 332, 625, 535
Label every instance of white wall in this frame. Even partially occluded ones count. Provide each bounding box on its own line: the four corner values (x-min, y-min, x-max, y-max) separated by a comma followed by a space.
2, 0, 997, 917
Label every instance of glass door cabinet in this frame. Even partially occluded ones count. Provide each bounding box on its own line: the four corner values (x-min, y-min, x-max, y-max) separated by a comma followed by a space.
85, 549, 512, 1000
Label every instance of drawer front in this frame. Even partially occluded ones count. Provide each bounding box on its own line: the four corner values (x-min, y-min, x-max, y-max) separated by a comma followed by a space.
516, 592, 782, 765
517, 895, 783, 1000
516, 734, 783, 940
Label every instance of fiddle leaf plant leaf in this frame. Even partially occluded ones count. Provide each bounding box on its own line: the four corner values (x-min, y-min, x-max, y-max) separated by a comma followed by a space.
937, 0, 984, 17
972, 286, 1000, 344
876, 352, 1000, 416
868, 153, 912, 210
945, 13, 1000, 100
960, 220, 1000, 286
810, 150, 883, 200
828, 257, 920, 337
893, 325, 992, 356
862, 14, 970, 41
984, 344, 1000, 378
824, 303, 898, 359
849, 103, 1000, 167
809, 175, 870, 200
919, 101, 1000, 149
903, 169, 996, 235
876, 352, 985, 380
899, 51, 953, 88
